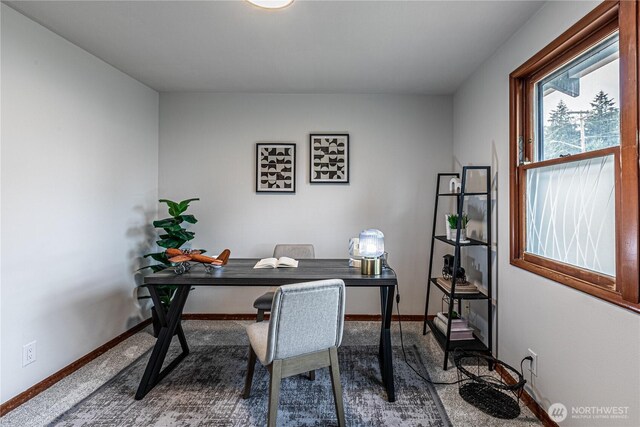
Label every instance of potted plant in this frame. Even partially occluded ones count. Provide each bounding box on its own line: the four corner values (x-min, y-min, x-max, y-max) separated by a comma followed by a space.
139, 198, 199, 336
447, 213, 469, 242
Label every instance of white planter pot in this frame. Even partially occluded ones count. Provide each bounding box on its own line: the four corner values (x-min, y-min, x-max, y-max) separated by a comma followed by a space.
449, 227, 467, 241
445, 215, 451, 239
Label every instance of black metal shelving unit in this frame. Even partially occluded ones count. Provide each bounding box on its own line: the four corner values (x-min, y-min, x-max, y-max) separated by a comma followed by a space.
422, 166, 492, 370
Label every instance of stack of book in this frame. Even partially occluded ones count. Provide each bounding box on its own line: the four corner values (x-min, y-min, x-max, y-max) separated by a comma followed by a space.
433, 312, 475, 341
436, 277, 478, 294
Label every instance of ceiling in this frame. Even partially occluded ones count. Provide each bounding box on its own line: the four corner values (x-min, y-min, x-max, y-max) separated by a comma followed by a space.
5, 0, 544, 94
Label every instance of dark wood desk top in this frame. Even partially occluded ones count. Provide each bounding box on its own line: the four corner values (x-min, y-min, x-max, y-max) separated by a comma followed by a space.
143, 258, 397, 287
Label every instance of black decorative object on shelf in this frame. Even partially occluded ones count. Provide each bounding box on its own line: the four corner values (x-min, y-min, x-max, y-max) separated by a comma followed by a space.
422, 166, 493, 370
442, 254, 466, 281
454, 350, 526, 420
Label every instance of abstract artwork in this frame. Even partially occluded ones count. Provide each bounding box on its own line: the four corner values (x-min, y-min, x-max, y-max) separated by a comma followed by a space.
310, 134, 349, 183
256, 143, 296, 193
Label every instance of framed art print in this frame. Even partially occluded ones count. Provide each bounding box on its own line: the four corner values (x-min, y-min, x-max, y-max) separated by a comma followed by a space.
256, 143, 296, 193
310, 133, 349, 183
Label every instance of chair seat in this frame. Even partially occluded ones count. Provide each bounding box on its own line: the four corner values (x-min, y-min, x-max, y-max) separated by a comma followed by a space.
253, 291, 275, 310
246, 321, 270, 365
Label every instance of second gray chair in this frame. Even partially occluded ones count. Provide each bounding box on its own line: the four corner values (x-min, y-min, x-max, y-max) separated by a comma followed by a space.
253, 244, 315, 322
243, 279, 346, 427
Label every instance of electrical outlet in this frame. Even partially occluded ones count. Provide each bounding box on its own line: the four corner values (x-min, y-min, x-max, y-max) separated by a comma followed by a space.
528, 348, 537, 376
23, 341, 36, 367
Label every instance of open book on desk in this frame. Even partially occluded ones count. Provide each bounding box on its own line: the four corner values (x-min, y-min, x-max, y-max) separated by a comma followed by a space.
253, 256, 299, 269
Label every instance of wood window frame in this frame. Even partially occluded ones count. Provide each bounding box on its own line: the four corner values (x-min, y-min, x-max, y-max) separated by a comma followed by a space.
509, 0, 640, 313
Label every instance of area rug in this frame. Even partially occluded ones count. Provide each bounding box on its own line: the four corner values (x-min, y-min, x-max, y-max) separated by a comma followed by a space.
49, 345, 451, 426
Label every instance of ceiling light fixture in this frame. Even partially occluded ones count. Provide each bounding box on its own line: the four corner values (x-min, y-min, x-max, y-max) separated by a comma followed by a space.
246, 0, 294, 10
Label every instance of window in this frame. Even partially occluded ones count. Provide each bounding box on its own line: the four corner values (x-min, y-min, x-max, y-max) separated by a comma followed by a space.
510, 1, 639, 312
537, 33, 620, 160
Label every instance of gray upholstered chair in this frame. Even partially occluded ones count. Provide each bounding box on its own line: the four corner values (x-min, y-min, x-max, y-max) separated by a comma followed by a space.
253, 244, 315, 322
243, 279, 346, 427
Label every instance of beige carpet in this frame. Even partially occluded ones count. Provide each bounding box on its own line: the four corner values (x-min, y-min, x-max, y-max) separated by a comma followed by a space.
1, 320, 541, 427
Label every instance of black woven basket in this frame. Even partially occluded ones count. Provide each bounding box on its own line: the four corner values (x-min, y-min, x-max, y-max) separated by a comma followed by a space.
454, 350, 526, 419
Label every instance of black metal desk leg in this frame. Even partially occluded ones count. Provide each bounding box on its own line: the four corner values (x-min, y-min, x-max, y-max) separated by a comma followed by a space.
379, 287, 388, 362
135, 285, 191, 400
380, 285, 396, 402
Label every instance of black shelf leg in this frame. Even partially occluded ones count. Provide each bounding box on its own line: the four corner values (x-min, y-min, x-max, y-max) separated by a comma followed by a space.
424, 173, 455, 335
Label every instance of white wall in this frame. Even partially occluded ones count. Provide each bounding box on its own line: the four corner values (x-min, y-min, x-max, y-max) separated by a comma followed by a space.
453, 1, 640, 425
0, 5, 159, 403
159, 93, 453, 315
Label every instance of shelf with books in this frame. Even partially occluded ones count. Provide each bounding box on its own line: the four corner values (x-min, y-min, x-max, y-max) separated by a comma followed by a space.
432, 312, 474, 340
425, 317, 489, 353
429, 278, 489, 300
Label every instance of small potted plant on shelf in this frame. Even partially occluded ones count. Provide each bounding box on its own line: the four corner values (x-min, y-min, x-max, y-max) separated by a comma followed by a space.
447, 213, 469, 242
139, 198, 200, 336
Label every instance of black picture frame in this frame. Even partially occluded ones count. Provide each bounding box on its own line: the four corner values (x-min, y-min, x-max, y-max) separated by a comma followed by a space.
309, 133, 350, 183
256, 142, 296, 193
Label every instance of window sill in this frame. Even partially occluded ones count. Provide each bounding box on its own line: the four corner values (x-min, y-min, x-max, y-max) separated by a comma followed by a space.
510, 258, 640, 314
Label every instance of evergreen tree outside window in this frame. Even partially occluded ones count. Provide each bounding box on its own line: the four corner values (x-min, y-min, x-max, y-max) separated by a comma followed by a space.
543, 100, 581, 159
585, 90, 620, 150
536, 33, 620, 160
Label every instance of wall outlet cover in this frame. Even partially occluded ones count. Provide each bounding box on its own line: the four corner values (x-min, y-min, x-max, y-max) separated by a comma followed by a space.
23, 341, 37, 367
528, 348, 537, 376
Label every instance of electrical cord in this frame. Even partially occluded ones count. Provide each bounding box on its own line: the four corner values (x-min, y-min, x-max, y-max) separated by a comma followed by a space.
387, 266, 533, 386
521, 356, 533, 376
386, 266, 466, 385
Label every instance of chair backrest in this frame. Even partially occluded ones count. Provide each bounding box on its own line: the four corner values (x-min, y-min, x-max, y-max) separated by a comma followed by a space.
273, 244, 315, 259
264, 279, 345, 363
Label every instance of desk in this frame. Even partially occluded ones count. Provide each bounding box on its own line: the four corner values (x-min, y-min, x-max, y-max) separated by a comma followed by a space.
137, 258, 397, 402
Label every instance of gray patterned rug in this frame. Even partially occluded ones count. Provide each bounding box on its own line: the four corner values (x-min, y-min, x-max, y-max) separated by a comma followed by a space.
49, 344, 450, 426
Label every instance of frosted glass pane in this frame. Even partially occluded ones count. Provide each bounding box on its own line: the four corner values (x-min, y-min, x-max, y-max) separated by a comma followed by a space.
526, 155, 615, 276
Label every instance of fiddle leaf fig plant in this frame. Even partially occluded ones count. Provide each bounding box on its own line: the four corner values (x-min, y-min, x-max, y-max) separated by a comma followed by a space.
140, 198, 200, 307
155, 198, 199, 249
